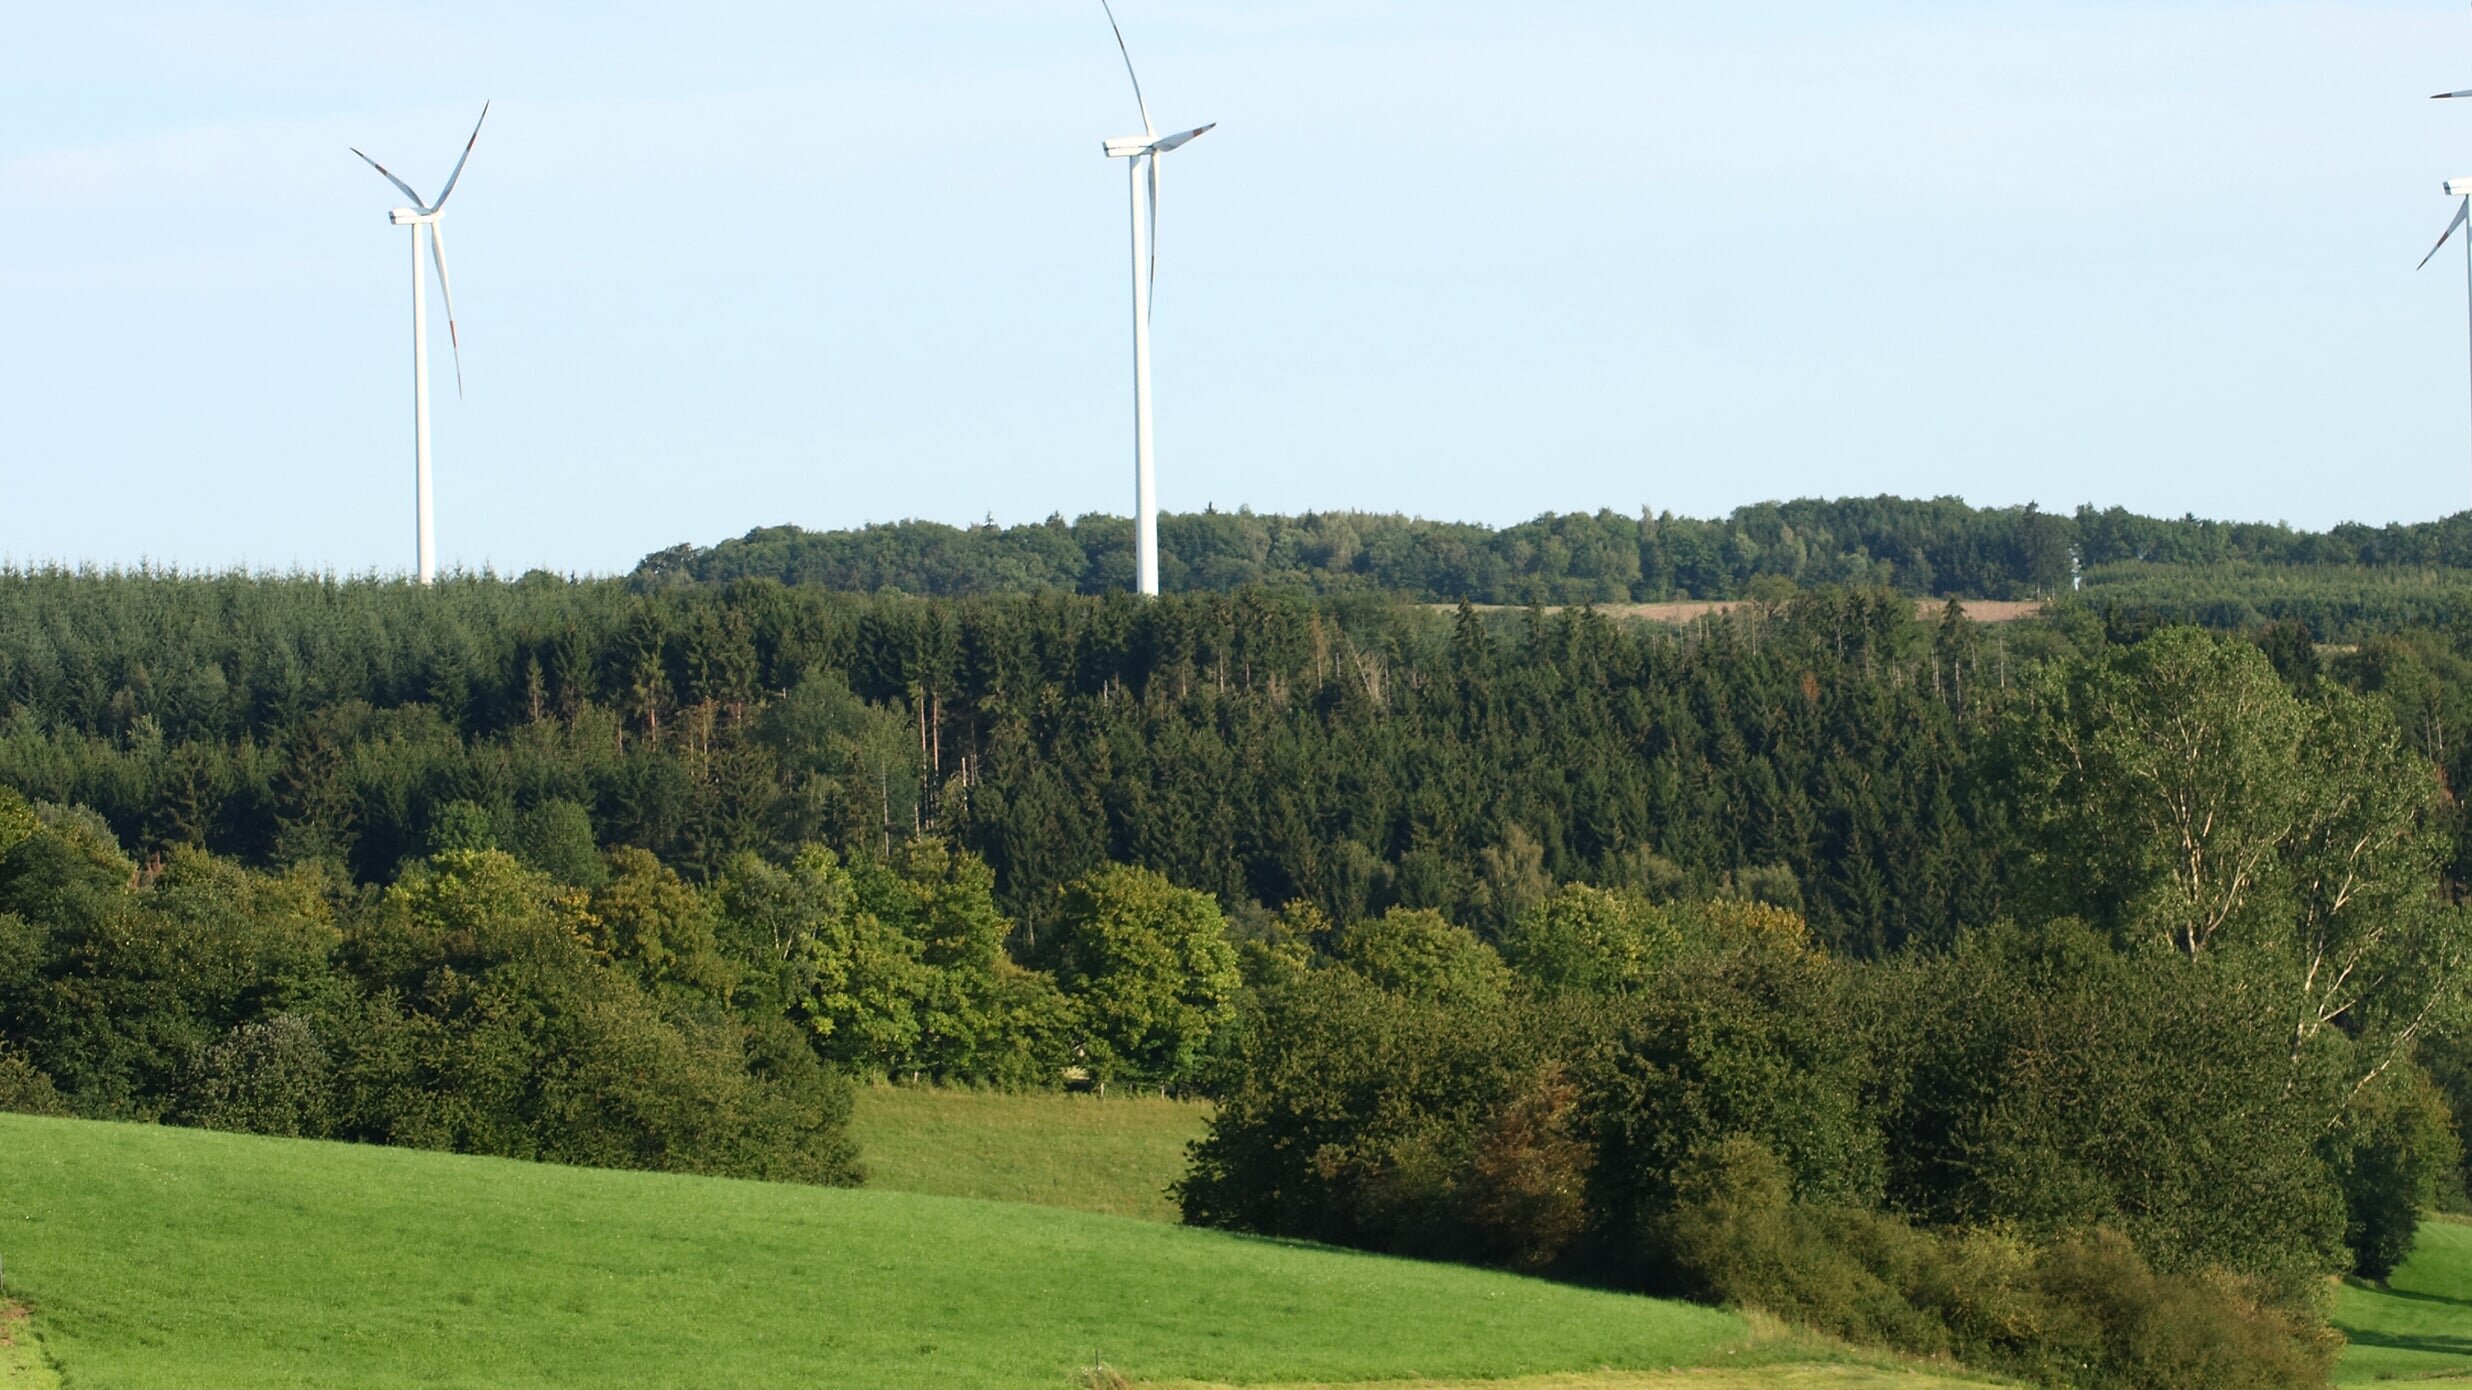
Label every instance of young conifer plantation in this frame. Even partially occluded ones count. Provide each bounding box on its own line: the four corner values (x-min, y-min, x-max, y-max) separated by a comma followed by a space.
2, 520, 2471, 1387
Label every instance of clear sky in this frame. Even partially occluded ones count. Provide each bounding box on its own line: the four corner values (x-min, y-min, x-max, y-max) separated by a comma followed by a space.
7, 1, 2472, 576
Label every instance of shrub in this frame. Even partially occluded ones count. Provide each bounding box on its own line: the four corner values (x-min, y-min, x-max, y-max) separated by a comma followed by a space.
1178, 960, 1543, 1258
1653, 1138, 2340, 1390
0, 1040, 64, 1116
1583, 937, 1884, 1283
177, 1012, 333, 1138
1654, 1137, 1949, 1353
1877, 924, 2348, 1295
1457, 1064, 1594, 1271
2023, 1230, 2340, 1390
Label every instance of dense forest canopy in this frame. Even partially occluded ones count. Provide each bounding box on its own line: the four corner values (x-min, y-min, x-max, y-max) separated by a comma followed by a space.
4, 567, 2471, 950
629, 496, 2472, 610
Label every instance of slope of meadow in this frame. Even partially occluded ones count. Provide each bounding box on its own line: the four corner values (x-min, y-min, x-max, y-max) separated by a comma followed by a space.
0, 1113, 1762, 1389
2335, 1215, 2472, 1383
44, 1097, 2472, 1388
850, 1085, 1208, 1222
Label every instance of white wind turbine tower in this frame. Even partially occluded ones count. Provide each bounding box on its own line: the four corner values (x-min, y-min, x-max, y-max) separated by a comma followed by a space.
1099, 1, 1214, 597
353, 105, 489, 586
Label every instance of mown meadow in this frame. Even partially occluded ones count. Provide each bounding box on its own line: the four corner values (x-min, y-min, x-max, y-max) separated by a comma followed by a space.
0, 1112, 1829, 1390
8, 1097, 2470, 1388
851, 1084, 1207, 1222
2334, 1216, 2472, 1384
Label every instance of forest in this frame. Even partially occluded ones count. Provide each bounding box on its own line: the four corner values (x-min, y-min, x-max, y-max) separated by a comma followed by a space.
629, 496, 2472, 614
4, 556, 2471, 1388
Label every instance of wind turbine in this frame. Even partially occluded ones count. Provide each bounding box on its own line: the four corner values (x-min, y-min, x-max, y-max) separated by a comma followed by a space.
353, 104, 488, 586
1099, 1, 1213, 597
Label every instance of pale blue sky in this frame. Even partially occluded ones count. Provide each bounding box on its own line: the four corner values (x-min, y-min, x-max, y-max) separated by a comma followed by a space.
7, 1, 2472, 575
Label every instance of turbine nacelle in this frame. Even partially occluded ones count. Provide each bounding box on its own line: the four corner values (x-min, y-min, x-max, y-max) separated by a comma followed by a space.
2447, 179, 2472, 198
1104, 124, 1215, 159
388, 209, 435, 226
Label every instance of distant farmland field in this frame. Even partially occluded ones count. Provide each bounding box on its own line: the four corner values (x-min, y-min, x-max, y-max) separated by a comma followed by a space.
1444, 600, 2046, 625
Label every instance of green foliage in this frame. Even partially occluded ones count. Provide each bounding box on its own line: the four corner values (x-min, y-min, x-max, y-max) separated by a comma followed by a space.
2022, 1231, 2342, 1390
0, 785, 39, 859
336, 849, 858, 1183
10, 556, 2472, 1383
2008, 630, 2438, 963
1876, 924, 2348, 1293
1655, 1136, 1951, 1351
1195, 888, 2378, 1377
711, 839, 1077, 1088
0, 831, 334, 1120
590, 845, 736, 998
175, 1011, 333, 1137
638, 500, 2472, 610
1178, 945, 1548, 1259
2079, 562, 2472, 643
2325, 1067, 2461, 1282
0, 1038, 64, 1116
428, 798, 500, 854
509, 798, 605, 887
0, 806, 860, 1184
2003, 627, 2466, 1167
1044, 865, 1239, 1088
1330, 906, 1513, 1006
1658, 1138, 2342, 1390
1498, 882, 1681, 995
2424, 1030, 2472, 1211
0, 574, 2034, 956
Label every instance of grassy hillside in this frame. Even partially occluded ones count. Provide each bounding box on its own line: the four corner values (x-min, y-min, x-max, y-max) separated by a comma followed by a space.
0, 1113, 1768, 1389
851, 1085, 1208, 1221
2336, 1215, 2472, 1384
0, 1304, 55, 1390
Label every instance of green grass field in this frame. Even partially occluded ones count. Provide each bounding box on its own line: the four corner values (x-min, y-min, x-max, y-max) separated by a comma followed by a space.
850, 1084, 1208, 1222
0, 1303, 56, 1390
0, 1113, 1770, 1389
2336, 1215, 2472, 1384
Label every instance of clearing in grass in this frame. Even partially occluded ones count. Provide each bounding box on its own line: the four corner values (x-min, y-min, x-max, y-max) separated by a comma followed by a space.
851, 1084, 1206, 1221
0, 1113, 1750, 1390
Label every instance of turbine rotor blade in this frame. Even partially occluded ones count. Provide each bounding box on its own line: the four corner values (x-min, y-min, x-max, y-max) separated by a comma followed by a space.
352, 148, 427, 208
1099, 0, 1156, 137
1146, 152, 1160, 319
429, 218, 466, 397
431, 101, 491, 210
1152, 122, 1215, 154
2438, 90, 2472, 99
2421, 199, 2471, 272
